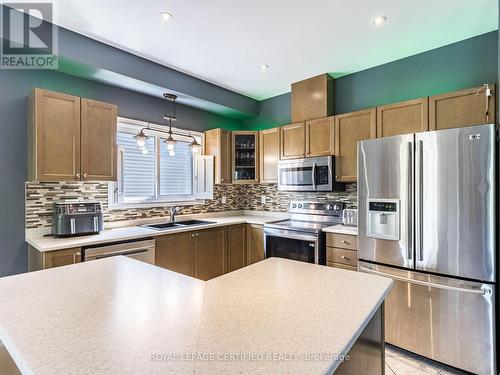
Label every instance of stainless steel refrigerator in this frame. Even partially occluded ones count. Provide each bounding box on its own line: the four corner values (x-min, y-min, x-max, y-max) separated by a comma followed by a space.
358, 124, 496, 375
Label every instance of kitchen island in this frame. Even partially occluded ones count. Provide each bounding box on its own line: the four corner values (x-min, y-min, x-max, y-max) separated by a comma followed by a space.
0, 257, 392, 374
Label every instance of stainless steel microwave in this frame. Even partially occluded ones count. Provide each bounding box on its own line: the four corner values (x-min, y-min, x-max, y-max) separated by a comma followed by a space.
277, 156, 345, 192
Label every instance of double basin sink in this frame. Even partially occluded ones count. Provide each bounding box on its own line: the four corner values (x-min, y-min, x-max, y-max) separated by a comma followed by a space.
143, 219, 216, 231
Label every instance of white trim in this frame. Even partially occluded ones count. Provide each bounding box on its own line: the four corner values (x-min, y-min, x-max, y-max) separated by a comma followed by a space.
107, 182, 205, 210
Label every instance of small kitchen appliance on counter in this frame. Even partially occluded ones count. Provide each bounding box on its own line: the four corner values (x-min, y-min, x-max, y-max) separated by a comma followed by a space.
51, 202, 103, 237
341, 208, 358, 227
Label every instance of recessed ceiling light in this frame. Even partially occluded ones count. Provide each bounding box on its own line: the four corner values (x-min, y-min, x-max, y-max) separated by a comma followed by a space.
160, 12, 174, 22
371, 15, 387, 26
259, 64, 270, 71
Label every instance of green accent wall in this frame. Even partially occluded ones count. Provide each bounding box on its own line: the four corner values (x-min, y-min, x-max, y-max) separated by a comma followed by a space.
244, 31, 498, 130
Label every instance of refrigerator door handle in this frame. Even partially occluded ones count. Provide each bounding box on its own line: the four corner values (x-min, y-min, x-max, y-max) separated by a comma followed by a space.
415, 139, 424, 262
359, 266, 490, 295
407, 142, 413, 263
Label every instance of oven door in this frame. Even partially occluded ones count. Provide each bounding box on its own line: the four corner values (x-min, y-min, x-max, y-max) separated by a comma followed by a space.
264, 228, 322, 264
278, 156, 332, 192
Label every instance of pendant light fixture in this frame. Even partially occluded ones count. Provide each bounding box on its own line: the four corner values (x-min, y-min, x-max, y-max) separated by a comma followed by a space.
134, 93, 203, 156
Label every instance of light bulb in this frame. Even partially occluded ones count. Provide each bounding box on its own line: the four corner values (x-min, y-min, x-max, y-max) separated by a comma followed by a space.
134, 129, 149, 149
141, 148, 149, 155
167, 142, 175, 151
190, 142, 201, 154
169, 150, 175, 156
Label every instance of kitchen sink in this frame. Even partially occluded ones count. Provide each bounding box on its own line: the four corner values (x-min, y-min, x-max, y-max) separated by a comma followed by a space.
144, 222, 185, 230
143, 220, 215, 231
175, 219, 215, 226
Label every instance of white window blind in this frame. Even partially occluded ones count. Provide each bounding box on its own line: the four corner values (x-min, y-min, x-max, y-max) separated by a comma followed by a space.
111, 118, 212, 208
117, 132, 156, 200
159, 140, 193, 196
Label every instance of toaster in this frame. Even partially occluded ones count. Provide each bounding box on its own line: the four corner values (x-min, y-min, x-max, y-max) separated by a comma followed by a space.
51, 202, 103, 237
341, 208, 358, 227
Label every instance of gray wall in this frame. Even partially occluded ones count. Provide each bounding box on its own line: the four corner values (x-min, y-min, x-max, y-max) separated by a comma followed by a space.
0, 69, 243, 277
244, 31, 498, 129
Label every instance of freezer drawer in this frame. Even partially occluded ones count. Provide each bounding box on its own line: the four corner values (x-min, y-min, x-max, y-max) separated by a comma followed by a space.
359, 262, 496, 375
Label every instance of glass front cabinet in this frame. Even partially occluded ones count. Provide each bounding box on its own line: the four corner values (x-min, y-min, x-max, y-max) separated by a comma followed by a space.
232, 131, 259, 184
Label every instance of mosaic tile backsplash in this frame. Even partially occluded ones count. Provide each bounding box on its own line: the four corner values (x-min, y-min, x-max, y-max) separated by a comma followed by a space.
25, 182, 357, 229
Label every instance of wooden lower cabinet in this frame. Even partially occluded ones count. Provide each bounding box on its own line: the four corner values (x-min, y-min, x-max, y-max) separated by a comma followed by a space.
193, 227, 227, 281
227, 224, 247, 272
326, 233, 358, 271
247, 224, 265, 265
28, 246, 82, 271
0, 341, 21, 375
155, 232, 193, 276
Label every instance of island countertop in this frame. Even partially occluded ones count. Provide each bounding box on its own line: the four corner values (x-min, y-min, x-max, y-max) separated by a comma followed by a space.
0, 257, 392, 375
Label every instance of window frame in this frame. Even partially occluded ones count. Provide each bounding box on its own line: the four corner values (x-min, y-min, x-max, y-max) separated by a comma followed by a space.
108, 117, 205, 210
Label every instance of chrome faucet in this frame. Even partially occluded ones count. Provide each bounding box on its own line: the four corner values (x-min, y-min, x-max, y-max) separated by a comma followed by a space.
170, 206, 182, 223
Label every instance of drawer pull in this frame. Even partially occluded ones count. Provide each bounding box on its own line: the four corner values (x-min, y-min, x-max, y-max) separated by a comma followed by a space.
341, 240, 349, 244
341, 255, 350, 261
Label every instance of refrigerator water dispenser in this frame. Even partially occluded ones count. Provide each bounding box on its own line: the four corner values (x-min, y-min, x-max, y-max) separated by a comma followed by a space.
366, 199, 400, 240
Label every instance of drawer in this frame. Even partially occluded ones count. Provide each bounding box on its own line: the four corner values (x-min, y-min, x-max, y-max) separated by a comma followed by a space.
326, 233, 357, 250
326, 247, 357, 267
327, 261, 357, 272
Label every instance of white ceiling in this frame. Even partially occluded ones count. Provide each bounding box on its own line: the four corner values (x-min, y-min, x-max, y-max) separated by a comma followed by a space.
51, 0, 497, 100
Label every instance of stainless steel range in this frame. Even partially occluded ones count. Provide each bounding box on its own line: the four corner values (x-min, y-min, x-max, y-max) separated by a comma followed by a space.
264, 201, 344, 264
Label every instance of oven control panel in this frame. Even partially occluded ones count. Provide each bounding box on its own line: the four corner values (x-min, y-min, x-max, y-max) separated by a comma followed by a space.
290, 201, 344, 216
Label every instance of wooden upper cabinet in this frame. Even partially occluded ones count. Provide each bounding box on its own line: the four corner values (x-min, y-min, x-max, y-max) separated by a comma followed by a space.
227, 224, 247, 273
28, 88, 81, 181
204, 128, 232, 184
259, 127, 280, 183
193, 227, 227, 281
291, 74, 334, 122
334, 109, 376, 182
429, 84, 496, 130
155, 232, 193, 277
280, 122, 305, 159
305, 116, 334, 157
81, 99, 117, 181
376, 98, 428, 138
246, 224, 265, 266
232, 131, 259, 184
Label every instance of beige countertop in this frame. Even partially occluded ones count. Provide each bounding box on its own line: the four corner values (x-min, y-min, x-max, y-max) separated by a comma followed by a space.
322, 224, 358, 236
26, 211, 289, 252
0, 257, 392, 375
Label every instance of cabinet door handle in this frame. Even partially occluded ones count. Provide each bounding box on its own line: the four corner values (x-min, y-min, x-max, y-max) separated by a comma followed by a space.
76, 173, 80, 178
73, 252, 81, 263
83, 173, 88, 178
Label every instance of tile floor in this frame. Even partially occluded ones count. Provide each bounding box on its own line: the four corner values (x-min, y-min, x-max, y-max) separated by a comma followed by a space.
385, 344, 468, 375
